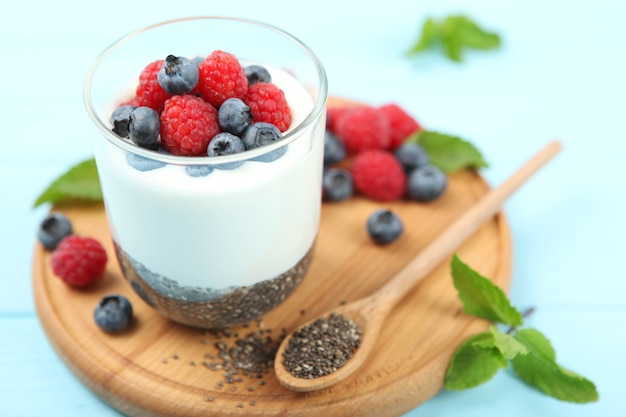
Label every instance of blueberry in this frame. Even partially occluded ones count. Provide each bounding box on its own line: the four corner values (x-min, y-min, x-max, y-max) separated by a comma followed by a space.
207, 132, 246, 169
191, 55, 205, 67
367, 209, 404, 245
185, 165, 214, 177
323, 168, 353, 202
94, 294, 133, 333
394, 142, 429, 173
128, 107, 160, 149
157, 55, 200, 95
407, 165, 447, 202
110, 105, 137, 138
37, 212, 73, 250
127, 154, 166, 172
241, 122, 287, 162
324, 131, 347, 165
244, 64, 272, 84
218, 98, 253, 135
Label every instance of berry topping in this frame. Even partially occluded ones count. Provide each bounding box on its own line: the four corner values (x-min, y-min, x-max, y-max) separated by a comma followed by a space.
245, 82, 292, 132
37, 212, 73, 250
394, 142, 429, 173
334, 106, 391, 153
218, 98, 253, 135
94, 294, 133, 333
322, 168, 354, 202
50, 235, 108, 287
157, 55, 200, 95
207, 132, 246, 169
244, 64, 272, 84
197, 50, 248, 108
407, 165, 448, 202
378, 103, 422, 149
110, 105, 137, 138
367, 209, 404, 245
186, 165, 214, 177
160, 95, 220, 156
241, 122, 286, 162
127, 154, 166, 172
135, 59, 173, 113
323, 131, 347, 165
128, 106, 160, 149
351, 150, 407, 201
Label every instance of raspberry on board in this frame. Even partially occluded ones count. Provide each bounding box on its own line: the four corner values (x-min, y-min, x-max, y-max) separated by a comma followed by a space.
50, 235, 108, 287
135, 60, 173, 113
160, 95, 221, 156
334, 106, 391, 153
326, 106, 351, 133
245, 82, 292, 132
197, 50, 248, 108
378, 103, 422, 150
351, 150, 407, 201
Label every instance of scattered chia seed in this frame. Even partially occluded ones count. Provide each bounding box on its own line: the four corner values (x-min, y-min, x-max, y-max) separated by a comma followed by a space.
282, 313, 362, 379
247, 386, 255, 392
237, 402, 244, 408
161, 358, 168, 364
172, 354, 179, 360
249, 399, 256, 406
189, 360, 196, 366
205, 396, 214, 402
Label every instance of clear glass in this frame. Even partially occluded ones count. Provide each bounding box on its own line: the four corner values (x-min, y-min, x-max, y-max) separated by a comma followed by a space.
84, 17, 327, 328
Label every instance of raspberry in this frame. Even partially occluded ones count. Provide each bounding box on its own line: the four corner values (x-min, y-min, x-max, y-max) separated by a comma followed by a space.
334, 106, 391, 153
135, 60, 173, 113
160, 95, 220, 156
50, 236, 108, 287
245, 82, 292, 132
351, 150, 407, 201
197, 50, 248, 108
326, 106, 351, 133
378, 103, 422, 150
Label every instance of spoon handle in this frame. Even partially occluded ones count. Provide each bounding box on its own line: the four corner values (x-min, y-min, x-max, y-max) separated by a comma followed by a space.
377, 140, 562, 303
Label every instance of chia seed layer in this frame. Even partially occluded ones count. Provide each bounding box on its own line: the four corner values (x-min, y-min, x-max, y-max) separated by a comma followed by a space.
114, 242, 314, 328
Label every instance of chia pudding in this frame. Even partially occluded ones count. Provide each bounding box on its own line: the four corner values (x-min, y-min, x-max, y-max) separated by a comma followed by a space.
84, 18, 328, 329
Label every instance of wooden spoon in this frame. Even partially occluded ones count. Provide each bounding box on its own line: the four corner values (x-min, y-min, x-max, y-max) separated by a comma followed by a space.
274, 140, 562, 392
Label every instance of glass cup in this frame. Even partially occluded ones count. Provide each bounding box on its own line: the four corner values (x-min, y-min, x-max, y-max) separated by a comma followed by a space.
84, 17, 327, 328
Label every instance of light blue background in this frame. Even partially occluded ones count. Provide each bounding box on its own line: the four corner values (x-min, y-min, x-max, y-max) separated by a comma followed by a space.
1, 0, 624, 416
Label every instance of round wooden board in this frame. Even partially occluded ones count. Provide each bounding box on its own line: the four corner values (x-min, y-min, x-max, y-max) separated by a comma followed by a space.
33, 99, 512, 417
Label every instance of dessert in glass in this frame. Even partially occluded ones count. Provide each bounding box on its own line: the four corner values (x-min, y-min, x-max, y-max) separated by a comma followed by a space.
84, 17, 327, 328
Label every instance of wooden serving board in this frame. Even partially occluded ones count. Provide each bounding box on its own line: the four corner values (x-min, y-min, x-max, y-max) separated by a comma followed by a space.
33, 99, 512, 417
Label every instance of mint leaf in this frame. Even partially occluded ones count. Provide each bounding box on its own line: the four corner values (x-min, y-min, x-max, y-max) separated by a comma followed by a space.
33, 158, 102, 208
453, 15, 501, 50
407, 18, 438, 54
442, 16, 464, 62
512, 329, 599, 403
408, 131, 488, 173
445, 332, 507, 390
451, 254, 523, 326
487, 326, 528, 360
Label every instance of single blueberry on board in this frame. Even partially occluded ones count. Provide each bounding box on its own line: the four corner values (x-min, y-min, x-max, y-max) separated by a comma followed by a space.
323, 131, 347, 165
406, 164, 447, 202
128, 107, 160, 149
37, 212, 73, 250
394, 142, 429, 173
157, 55, 200, 95
207, 132, 246, 170
366, 209, 404, 245
243, 65, 272, 85
218, 98, 253, 135
323, 168, 353, 202
110, 105, 137, 138
94, 294, 133, 333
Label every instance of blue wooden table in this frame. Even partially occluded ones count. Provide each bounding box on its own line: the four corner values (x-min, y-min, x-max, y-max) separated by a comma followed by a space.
2, 0, 624, 415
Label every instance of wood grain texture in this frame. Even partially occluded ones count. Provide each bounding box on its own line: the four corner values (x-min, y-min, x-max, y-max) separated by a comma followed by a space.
32, 99, 513, 417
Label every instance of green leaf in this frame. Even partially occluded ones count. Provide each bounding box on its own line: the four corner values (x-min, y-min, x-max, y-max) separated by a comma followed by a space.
33, 158, 103, 208
487, 326, 528, 360
408, 130, 488, 173
445, 331, 507, 390
454, 15, 501, 50
512, 329, 599, 403
407, 18, 439, 54
442, 16, 464, 62
451, 254, 523, 326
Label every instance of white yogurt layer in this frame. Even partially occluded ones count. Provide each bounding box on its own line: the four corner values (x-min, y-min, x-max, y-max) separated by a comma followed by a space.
94, 66, 324, 289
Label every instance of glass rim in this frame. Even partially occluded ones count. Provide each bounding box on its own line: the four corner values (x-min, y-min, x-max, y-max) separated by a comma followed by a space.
83, 16, 328, 166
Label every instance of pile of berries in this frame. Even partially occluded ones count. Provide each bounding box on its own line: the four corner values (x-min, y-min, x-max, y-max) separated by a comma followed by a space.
110, 51, 292, 171
323, 103, 447, 204
38, 212, 133, 333
323, 103, 449, 246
